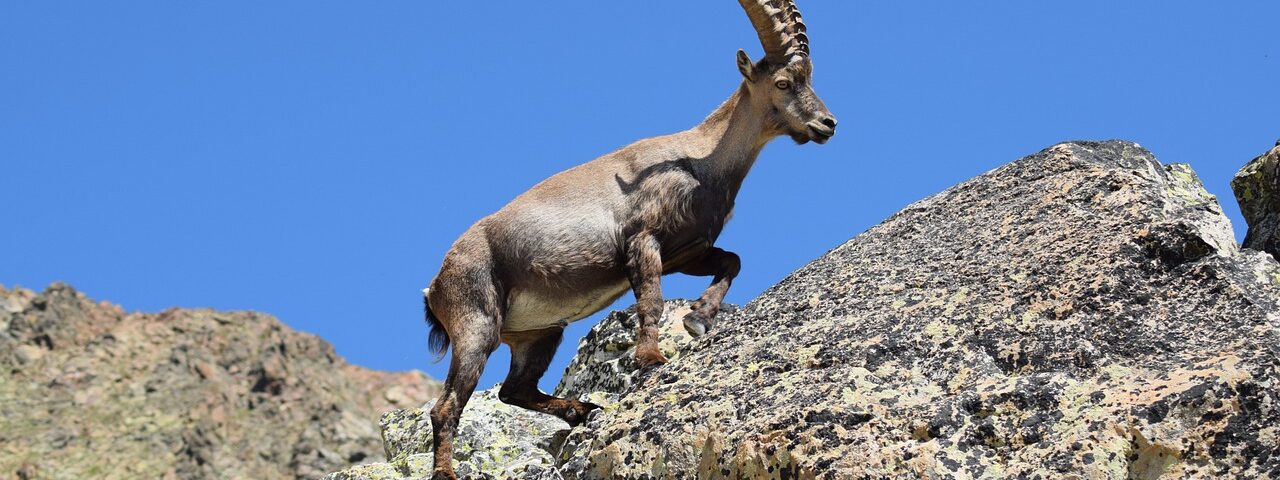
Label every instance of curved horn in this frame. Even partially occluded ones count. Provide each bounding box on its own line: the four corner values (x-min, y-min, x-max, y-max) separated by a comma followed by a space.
738, 0, 810, 63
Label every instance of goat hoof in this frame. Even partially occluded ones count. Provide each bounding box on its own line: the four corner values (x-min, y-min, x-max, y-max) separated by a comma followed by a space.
430, 471, 457, 480
564, 401, 602, 426
682, 311, 713, 337
634, 347, 668, 368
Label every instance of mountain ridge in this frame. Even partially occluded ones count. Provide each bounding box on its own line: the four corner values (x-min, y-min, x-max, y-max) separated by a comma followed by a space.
1, 283, 439, 479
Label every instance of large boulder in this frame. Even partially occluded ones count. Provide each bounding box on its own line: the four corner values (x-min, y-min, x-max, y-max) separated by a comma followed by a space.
1232, 139, 1280, 261
558, 141, 1280, 479
325, 387, 569, 480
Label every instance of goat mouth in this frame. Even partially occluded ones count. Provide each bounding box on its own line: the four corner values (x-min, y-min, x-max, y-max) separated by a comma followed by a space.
808, 126, 833, 144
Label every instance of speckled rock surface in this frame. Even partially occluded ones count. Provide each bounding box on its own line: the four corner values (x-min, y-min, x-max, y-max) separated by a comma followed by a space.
558, 141, 1280, 479
1233, 139, 1280, 261
0, 284, 438, 480
323, 387, 571, 480
555, 300, 737, 401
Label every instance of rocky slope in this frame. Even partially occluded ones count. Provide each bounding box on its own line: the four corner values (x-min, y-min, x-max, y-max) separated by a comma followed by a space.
0, 284, 439, 479
1233, 139, 1280, 261
562, 141, 1280, 479
330, 140, 1280, 479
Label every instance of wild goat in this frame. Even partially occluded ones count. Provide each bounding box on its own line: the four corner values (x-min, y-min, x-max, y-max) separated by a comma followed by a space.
421, 1, 836, 477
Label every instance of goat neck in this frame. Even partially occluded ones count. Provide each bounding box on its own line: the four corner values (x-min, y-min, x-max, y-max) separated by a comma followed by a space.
688, 85, 777, 197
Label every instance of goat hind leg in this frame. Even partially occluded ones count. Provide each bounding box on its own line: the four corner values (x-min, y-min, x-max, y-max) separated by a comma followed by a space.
498, 328, 600, 426
428, 311, 499, 480
676, 247, 740, 336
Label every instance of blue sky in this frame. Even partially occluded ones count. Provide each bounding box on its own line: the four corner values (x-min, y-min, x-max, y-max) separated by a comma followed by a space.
3, 2, 1277, 392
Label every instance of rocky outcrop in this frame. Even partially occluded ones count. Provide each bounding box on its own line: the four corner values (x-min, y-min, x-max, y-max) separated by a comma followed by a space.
1233, 139, 1280, 260
0, 284, 439, 480
564, 141, 1280, 478
329, 140, 1280, 479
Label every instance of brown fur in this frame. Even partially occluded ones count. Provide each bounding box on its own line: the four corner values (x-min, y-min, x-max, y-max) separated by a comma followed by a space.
421, 8, 836, 479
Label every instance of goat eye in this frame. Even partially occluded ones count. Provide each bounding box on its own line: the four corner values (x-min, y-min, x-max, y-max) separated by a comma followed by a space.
775, 80, 791, 90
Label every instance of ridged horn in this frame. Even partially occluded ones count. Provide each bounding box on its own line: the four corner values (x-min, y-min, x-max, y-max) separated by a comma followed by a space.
738, 0, 810, 63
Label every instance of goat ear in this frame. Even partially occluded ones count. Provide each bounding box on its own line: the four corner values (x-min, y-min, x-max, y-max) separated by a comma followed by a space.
736, 49, 754, 81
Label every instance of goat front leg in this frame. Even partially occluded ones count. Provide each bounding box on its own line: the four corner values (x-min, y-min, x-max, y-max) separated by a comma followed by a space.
677, 247, 740, 336
625, 231, 668, 368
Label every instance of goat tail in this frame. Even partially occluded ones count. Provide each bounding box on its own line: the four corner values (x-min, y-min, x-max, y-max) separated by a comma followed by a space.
423, 288, 450, 362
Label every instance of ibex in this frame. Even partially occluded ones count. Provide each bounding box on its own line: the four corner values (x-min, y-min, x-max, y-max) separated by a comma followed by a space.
421, 1, 836, 477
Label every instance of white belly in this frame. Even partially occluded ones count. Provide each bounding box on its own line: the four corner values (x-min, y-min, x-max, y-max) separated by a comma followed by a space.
504, 281, 631, 332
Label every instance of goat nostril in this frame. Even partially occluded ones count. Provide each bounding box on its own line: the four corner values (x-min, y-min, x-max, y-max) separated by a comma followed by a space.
821, 117, 837, 129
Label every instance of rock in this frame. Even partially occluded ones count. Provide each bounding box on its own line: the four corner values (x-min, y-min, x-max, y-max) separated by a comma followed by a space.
0, 283, 440, 479
1232, 139, 1280, 260
554, 300, 736, 400
557, 141, 1280, 478
323, 461, 412, 480
324, 387, 571, 480
12, 344, 44, 365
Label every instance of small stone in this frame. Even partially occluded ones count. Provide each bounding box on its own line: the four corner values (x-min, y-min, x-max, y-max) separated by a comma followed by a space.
14, 344, 45, 364
383, 385, 411, 406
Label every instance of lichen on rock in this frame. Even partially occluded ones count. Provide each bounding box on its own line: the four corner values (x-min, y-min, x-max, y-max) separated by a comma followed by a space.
324, 387, 571, 480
